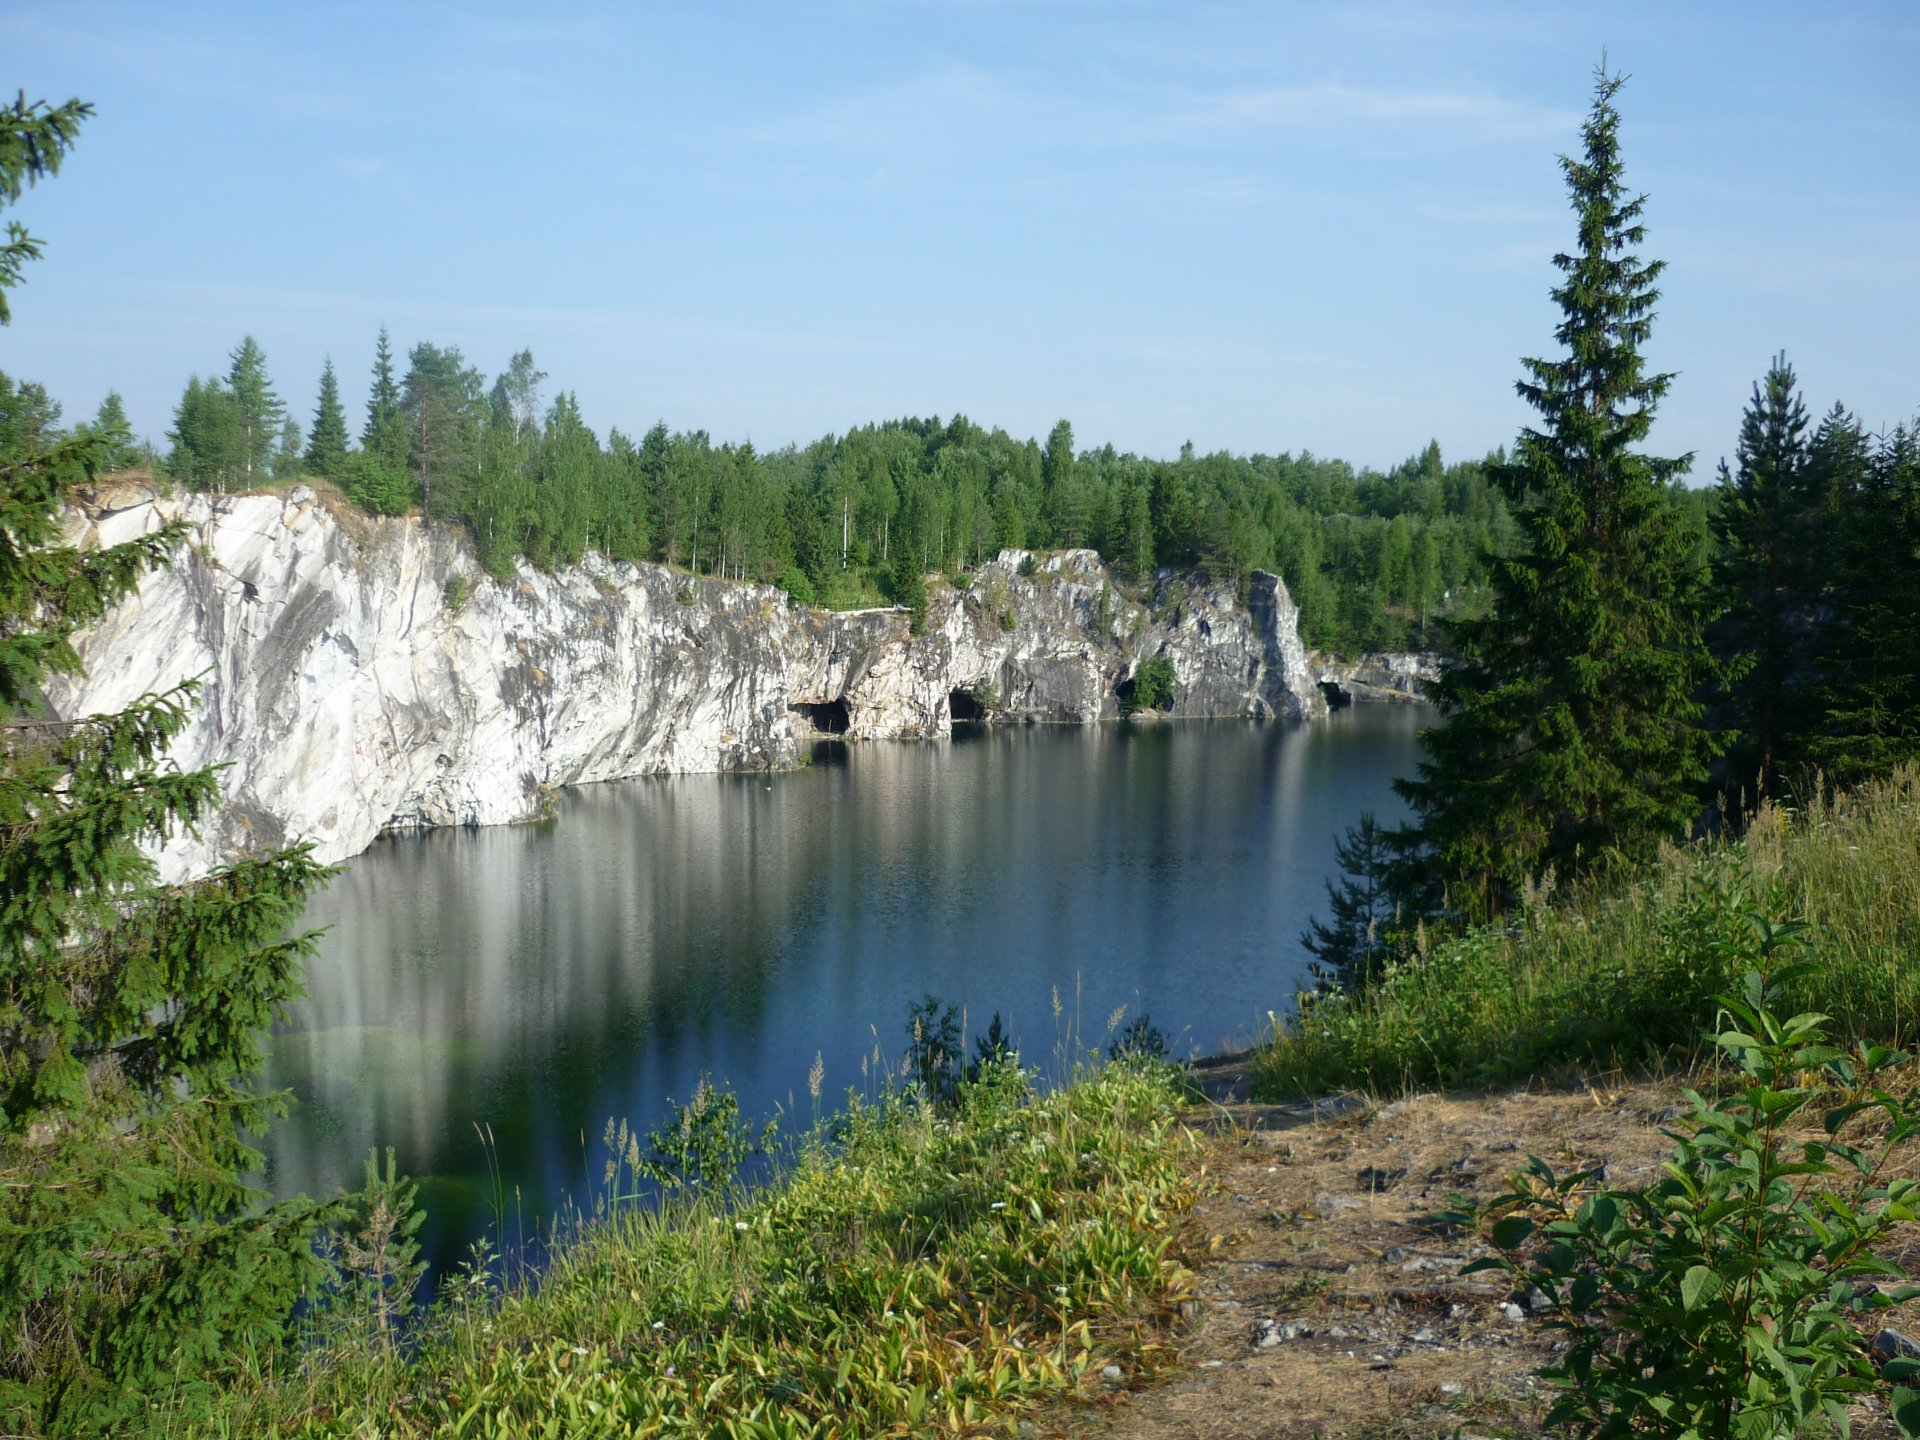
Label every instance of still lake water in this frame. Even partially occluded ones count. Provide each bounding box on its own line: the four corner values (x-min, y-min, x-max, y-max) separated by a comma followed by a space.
263, 705, 1428, 1274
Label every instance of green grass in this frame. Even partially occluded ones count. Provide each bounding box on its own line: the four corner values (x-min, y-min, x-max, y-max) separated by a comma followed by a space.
1257, 767, 1920, 1100
193, 1061, 1197, 1439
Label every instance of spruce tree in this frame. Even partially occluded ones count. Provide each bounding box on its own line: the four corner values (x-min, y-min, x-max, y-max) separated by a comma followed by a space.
87, 390, 140, 472
1395, 69, 1717, 914
1817, 417, 1920, 782
0, 96, 337, 1434
304, 356, 350, 479
224, 334, 283, 487
1709, 355, 1820, 804
1301, 813, 1396, 992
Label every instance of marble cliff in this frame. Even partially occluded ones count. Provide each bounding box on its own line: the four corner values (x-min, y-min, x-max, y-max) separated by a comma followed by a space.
48, 483, 1326, 879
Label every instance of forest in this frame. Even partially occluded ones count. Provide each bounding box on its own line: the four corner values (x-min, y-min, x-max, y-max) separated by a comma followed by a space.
146, 330, 1567, 653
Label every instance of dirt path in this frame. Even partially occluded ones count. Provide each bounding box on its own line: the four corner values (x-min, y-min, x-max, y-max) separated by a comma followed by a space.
1036, 1063, 1911, 1440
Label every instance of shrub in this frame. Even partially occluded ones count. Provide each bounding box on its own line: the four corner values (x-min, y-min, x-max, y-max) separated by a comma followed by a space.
1470, 930, 1920, 1437
778, 565, 816, 607
635, 1076, 775, 1195
1123, 654, 1176, 716
1108, 1014, 1168, 1064
442, 571, 471, 614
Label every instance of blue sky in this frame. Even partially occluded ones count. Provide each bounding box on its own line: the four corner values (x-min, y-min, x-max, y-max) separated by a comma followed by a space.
5, 1, 1916, 475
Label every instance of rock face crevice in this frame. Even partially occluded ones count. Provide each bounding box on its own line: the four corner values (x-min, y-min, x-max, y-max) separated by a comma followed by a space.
48, 485, 1324, 879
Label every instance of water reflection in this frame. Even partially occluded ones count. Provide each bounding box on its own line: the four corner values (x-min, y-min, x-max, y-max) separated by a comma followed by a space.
263, 708, 1428, 1272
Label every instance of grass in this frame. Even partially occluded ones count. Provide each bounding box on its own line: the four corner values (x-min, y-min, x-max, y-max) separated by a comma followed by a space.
1257, 766, 1920, 1100
192, 1060, 1198, 1438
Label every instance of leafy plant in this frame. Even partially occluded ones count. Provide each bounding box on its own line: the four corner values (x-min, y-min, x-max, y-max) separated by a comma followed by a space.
637, 1075, 774, 1194
1470, 922, 1920, 1438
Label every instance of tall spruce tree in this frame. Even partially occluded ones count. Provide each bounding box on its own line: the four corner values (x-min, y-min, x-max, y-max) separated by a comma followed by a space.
0, 96, 337, 1434
224, 334, 283, 487
1817, 416, 1920, 782
304, 356, 350, 479
1395, 69, 1717, 914
1709, 355, 1820, 804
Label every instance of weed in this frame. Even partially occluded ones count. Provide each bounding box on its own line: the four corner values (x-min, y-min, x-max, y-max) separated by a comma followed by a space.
1469, 929, 1920, 1436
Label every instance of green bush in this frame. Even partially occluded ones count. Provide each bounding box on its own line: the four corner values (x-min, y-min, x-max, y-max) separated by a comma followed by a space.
442, 571, 471, 614
1124, 654, 1176, 715
1470, 935, 1920, 1437
778, 565, 816, 607
339, 451, 414, 516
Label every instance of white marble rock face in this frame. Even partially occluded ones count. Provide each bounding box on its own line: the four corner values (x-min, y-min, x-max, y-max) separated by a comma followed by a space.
49, 484, 1325, 880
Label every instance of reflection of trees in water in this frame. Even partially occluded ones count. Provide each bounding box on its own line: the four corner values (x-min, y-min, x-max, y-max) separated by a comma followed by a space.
262, 712, 1431, 1276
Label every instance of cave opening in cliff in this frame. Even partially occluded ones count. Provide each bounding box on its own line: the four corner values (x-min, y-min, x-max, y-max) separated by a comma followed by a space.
948, 687, 985, 722
1318, 680, 1352, 710
790, 698, 851, 735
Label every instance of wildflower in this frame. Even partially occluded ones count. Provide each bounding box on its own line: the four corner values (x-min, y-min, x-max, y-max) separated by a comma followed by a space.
735, 1220, 749, 1232
990, 1202, 1007, 1210
652, 1320, 665, 1330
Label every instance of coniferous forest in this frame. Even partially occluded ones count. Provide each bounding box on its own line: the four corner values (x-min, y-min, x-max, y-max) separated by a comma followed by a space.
153, 332, 1545, 652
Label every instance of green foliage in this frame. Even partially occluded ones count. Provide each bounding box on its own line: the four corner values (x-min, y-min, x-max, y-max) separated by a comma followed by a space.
1, 95, 340, 1437
320, 1149, 426, 1353
1470, 944, 1920, 1438
887, 545, 928, 634
1300, 812, 1398, 992
225, 335, 283, 489
1813, 412, 1920, 785
84, 391, 140, 472
1259, 768, 1920, 1100
777, 563, 815, 606
1107, 1014, 1167, 1064
1123, 653, 1176, 715
442, 570, 471, 614
635, 1076, 776, 1195
1398, 69, 1719, 916
339, 447, 414, 515
0, 93, 91, 325
199, 1063, 1196, 1439
304, 357, 350, 480
903, 993, 967, 1105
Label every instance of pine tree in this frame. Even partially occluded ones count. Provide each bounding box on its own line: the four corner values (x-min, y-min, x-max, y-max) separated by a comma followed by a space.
225, 334, 283, 487
0, 95, 338, 1434
1709, 355, 1820, 805
1395, 69, 1718, 915
304, 356, 350, 479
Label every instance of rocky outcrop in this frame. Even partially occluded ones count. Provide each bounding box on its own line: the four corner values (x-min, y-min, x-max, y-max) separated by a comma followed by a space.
48, 485, 1323, 879
1310, 650, 1440, 706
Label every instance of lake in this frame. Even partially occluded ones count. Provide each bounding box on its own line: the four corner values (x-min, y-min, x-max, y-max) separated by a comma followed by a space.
262, 705, 1429, 1275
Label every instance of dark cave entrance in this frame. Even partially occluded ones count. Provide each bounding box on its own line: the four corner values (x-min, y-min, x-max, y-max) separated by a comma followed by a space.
1318, 680, 1352, 710
948, 687, 986, 722
789, 698, 851, 735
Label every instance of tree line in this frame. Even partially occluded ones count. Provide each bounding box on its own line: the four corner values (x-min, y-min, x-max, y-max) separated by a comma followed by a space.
153, 332, 1574, 653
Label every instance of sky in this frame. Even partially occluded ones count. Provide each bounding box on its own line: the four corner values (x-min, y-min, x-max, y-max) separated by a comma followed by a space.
4, 1, 1916, 477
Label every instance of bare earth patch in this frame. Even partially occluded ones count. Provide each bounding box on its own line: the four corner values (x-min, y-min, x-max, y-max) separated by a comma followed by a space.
1039, 1062, 1920, 1440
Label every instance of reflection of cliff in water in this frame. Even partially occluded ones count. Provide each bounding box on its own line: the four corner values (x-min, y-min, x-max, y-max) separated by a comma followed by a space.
264, 711, 1430, 1277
